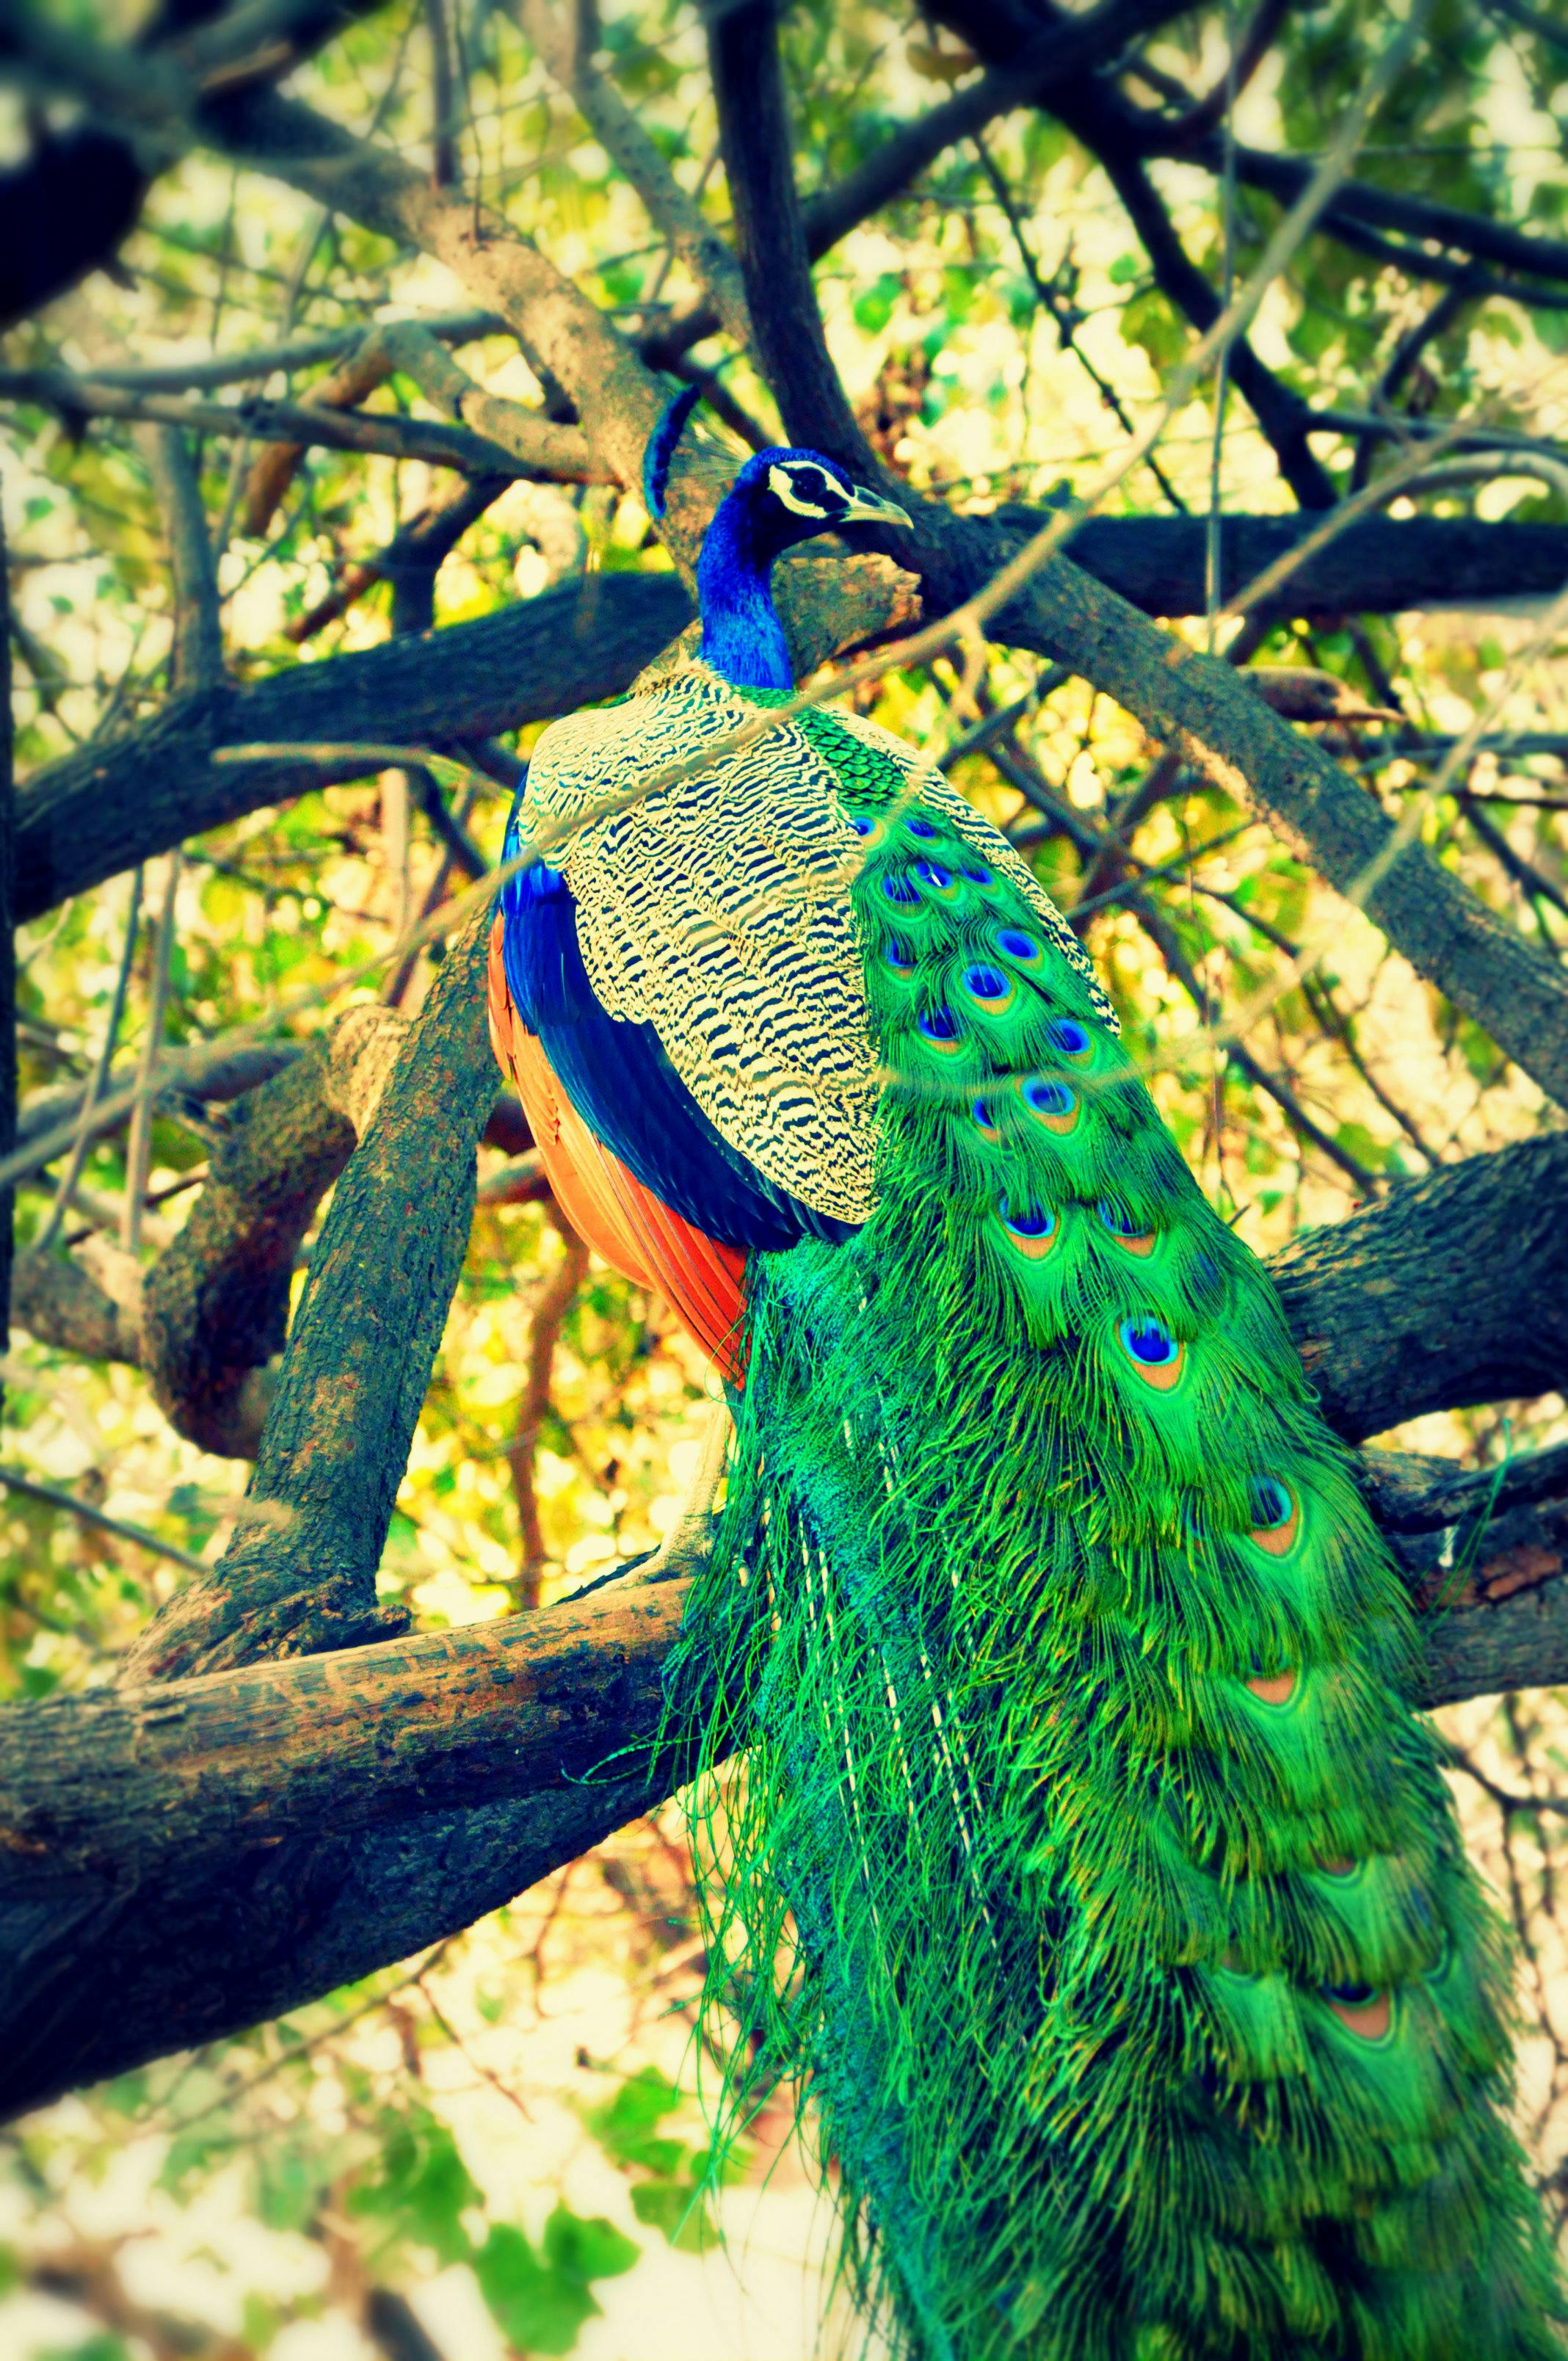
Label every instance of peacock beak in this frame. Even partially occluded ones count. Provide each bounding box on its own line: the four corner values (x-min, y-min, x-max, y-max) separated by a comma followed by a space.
839, 484, 913, 529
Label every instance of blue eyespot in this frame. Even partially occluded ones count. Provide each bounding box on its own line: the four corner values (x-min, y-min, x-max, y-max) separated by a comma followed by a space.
1098, 1201, 1139, 1238
995, 926, 1041, 963
971, 1096, 1001, 1139
1248, 1476, 1293, 1530
882, 874, 920, 906
1120, 1316, 1179, 1367
962, 964, 1011, 1004
915, 860, 955, 892
1023, 1078, 1074, 1118
962, 862, 993, 885
918, 1006, 961, 1043
849, 816, 874, 838
1047, 1017, 1092, 1060
1325, 1981, 1376, 2006
883, 937, 915, 976
1000, 1197, 1057, 1241
905, 816, 939, 840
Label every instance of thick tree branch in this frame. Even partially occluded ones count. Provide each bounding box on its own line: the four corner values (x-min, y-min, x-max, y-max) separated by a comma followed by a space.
11, 1247, 142, 1367
12, 1023, 533, 1450
120, 910, 498, 1682
137, 1007, 402, 1459
1271, 1134, 1568, 1442
706, 0, 878, 474
6, 1409, 1568, 2118
15, 571, 692, 922
19, 516, 1568, 921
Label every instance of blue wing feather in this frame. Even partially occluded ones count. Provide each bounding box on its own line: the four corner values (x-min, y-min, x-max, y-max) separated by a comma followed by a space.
499, 841, 854, 1254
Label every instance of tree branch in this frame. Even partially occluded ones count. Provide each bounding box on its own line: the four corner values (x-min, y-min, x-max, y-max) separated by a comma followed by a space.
12, 1023, 533, 1449
19, 515, 1568, 921
0, 368, 594, 488
15, 570, 692, 922
1092, 145, 1337, 507
137, 1007, 402, 1459
517, 0, 753, 352
120, 909, 498, 1682
1271, 1134, 1568, 1441
284, 468, 511, 645
913, 508, 1568, 1111
6, 1403, 1568, 2117
705, 0, 875, 472
1173, 133, 1568, 298
0, 0, 388, 326
136, 425, 224, 690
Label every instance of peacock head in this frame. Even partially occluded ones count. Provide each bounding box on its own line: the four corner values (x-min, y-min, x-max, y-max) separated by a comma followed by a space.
644, 391, 913, 687
709, 448, 912, 565
694, 449, 912, 689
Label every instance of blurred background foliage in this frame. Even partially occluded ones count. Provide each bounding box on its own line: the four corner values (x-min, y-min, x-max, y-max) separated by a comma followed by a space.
4, 0, 1568, 2351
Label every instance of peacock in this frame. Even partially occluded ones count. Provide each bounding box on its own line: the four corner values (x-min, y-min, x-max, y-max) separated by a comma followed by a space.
485, 399, 1563, 2360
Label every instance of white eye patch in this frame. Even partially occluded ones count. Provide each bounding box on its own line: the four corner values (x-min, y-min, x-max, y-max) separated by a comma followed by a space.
768, 461, 849, 518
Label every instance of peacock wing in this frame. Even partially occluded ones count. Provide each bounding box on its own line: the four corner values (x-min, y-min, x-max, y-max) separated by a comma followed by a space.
523, 664, 880, 1231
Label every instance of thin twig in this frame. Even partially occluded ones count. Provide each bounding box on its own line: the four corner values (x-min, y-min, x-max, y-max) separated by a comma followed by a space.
0, 1467, 208, 1575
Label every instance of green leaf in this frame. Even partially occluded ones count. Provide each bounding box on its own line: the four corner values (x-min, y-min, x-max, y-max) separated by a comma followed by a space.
1118, 289, 1186, 374
475, 2224, 600, 2355
158, 2123, 240, 2197
346, 2106, 480, 2267
543, 2204, 638, 2282
852, 272, 903, 335
630, 2178, 711, 2252
588, 2065, 681, 2156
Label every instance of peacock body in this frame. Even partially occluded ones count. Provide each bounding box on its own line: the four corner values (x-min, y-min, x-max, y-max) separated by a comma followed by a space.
487, 430, 1561, 2359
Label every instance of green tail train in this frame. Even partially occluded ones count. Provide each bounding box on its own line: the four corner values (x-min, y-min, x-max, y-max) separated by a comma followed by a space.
667, 697, 1562, 2360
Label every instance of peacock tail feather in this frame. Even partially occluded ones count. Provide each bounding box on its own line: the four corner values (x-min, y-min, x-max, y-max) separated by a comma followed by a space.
661, 686, 1563, 2360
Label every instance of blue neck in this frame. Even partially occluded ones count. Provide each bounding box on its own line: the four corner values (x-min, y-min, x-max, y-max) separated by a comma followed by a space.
695, 498, 792, 691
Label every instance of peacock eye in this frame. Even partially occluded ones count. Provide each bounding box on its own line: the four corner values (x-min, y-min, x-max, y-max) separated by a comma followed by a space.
905, 816, 939, 840
962, 964, 1012, 1009
914, 859, 956, 893
917, 1006, 962, 1046
1248, 1476, 1293, 1530
1097, 1201, 1155, 1254
882, 874, 921, 906
999, 1196, 1058, 1250
1023, 1078, 1073, 1117
850, 817, 874, 837
1121, 1317, 1178, 1366
995, 926, 1042, 965
1246, 1476, 1299, 1554
883, 937, 915, 976
962, 863, 993, 886
1047, 1017, 1092, 1061
1117, 1316, 1186, 1391
971, 1096, 1001, 1139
